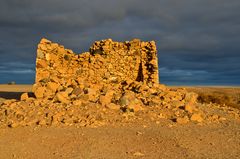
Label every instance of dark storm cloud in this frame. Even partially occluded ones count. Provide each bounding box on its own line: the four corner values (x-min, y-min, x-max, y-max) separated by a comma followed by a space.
0, 0, 240, 85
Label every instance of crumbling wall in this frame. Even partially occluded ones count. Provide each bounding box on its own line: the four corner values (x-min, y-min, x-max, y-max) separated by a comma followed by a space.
33, 38, 159, 99
89, 39, 159, 84
0, 38, 207, 128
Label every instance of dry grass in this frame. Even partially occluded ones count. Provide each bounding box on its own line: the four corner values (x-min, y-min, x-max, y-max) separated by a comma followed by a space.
0, 84, 32, 92
184, 87, 240, 109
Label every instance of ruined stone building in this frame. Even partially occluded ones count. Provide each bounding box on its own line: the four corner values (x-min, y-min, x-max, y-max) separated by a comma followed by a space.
0, 38, 205, 128
34, 38, 159, 98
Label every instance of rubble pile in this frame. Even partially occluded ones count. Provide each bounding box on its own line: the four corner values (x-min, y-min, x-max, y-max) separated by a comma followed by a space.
1, 38, 233, 128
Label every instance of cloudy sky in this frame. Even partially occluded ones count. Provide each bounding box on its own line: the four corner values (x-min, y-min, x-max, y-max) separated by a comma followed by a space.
0, 0, 240, 85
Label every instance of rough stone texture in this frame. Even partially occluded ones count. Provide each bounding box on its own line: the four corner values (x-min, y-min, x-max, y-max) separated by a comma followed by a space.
34, 38, 159, 100
20, 93, 29, 101
1, 38, 237, 128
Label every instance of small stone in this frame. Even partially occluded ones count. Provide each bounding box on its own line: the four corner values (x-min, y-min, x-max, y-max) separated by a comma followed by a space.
171, 100, 184, 108
176, 116, 189, 124
136, 131, 143, 135
105, 89, 115, 97
72, 100, 82, 106
119, 92, 134, 106
185, 92, 198, 103
34, 87, 45, 98
8, 123, 19, 128
72, 87, 82, 96
184, 103, 193, 113
109, 76, 118, 83
212, 114, 219, 120
20, 93, 29, 101
87, 88, 99, 102
38, 120, 47, 126
127, 103, 144, 112
56, 92, 70, 104
79, 94, 89, 101
35, 71, 50, 82
191, 113, 203, 122
106, 103, 119, 110
119, 91, 143, 111
65, 87, 74, 95
119, 94, 129, 105
47, 82, 59, 93
219, 117, 227, 121
99, 95, 112, 106
44, 89, 55, 98
133, 152, 144, 157
25, 97, 35, 102
158, 113, 166, 119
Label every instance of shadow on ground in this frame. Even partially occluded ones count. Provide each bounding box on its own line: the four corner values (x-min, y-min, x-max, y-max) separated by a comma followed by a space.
0, 92, 34, 100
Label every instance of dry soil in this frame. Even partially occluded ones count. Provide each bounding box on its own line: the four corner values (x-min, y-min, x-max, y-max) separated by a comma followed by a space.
0, 85, 240, 159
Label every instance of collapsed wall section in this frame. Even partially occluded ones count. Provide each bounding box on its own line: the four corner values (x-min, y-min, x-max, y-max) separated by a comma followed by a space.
0, 38, 207, 128
33, 38, 159, 99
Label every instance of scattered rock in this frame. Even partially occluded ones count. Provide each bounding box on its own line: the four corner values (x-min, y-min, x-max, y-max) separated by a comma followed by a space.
176, 116, 189, 124
8, 123, 19, 128
185, 92, 198, 103
184, 92, 198, 113
20, 93, 29, 101
65, 87, 74, 95
99, 95, 112, 106
72, 87, 82, 96
184, 103, 194, 113
119, 92, 135, 106
72, 100, 82, 106
47, 82, 59, 93
56, 92, 70, 104
0, 38, 228, 128
34, 87, 46, 99
171, 100, 184, 108
127, 103, 144, 112
87, 88, 99, 102
106, 103, 120, 110
191, 113, 203, 122
133, 152, 144, 157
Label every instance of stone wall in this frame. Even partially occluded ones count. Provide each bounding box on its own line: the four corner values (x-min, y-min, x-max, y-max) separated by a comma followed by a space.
33, 38, 159, 99
0, 38, 206, 128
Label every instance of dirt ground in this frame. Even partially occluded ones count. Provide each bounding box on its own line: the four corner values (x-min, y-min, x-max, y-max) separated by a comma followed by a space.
0, 85, 240, 159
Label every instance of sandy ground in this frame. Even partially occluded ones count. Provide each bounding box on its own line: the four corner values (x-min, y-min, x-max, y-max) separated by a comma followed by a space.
0, 121, 240, 159
0, 84, 32, 92
0, 85, 240, 159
